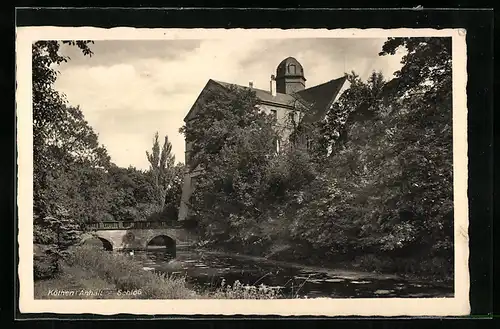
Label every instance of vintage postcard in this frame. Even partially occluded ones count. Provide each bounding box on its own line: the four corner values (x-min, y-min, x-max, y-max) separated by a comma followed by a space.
17, 27, 469, 316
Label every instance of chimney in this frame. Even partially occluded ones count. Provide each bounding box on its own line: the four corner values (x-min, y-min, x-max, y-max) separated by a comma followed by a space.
249, 80, 254, 88
270, 74, 277, 96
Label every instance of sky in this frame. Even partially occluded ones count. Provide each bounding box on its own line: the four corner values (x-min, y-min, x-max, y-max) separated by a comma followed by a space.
54, 38, 404, 170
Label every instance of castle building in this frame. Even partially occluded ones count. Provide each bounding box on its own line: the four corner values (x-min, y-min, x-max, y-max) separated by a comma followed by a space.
178, 57, 349, 221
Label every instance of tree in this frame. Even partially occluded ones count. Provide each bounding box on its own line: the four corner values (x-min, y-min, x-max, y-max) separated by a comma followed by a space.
378, 37, 453, 260
171, 38, 453, 279
285, 37, 453, 278
34, 104, 112, 228
312, 70, 386, 157
302, 37, 451, 270
33, 41, 111, 220
33, 206, 81, 279
379, 37, 452, 98
32, 40, 93, 147
179, 85, 280, 242
107, 165, 149, 221
288, 72, 392, 254
146, 132, 176, 214
180, 85, 277, 172
33, 41, 114, 275
162, 162, 186, 220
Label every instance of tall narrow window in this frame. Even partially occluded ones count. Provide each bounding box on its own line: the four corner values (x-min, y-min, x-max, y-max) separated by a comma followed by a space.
191, 176, 198, 189
276, 138, 281, 154
306, 138, 312, 150
288, 112, 296, 126
270, 109, 277, 121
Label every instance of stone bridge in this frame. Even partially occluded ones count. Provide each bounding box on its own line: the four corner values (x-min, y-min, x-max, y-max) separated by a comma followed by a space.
81, 220, 197, 255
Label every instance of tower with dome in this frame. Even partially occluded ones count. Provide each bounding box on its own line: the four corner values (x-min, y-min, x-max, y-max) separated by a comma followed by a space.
275, 56, 307, 94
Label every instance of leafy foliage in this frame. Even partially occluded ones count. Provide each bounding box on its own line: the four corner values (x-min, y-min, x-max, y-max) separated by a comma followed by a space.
33, 40, 111, 221
32, 42, 185, 282
378, 37, 454, 257
162, 162, 186, 220
142, 132, 184, 221
180, 85, 284, 242
292, 37, 453, 267
34, 205, 83, 277
182, 37, 454, 278
32, 37, 454, 281
146, 132, 176, 209
33, 40, 109, 265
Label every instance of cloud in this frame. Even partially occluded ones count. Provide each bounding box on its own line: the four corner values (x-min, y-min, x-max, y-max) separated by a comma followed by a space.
54, 38, 404, 170
59, 40, 202, 67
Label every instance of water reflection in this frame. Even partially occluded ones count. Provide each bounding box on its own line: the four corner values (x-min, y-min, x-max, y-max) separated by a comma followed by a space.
134, 247, 453, 299
147, 235, 176, 259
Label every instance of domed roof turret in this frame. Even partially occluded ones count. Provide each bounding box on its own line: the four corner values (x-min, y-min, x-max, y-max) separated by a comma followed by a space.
276, 57, 305, 80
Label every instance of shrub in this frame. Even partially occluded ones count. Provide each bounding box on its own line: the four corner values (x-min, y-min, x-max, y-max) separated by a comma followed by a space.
67, 246, 196, 299
34, 243, 60, 280
34, 253, 59, 280
34, 209, 83, 273
353, 254, 386, 273
33, 244, 59, 280
210, 279, 282, 299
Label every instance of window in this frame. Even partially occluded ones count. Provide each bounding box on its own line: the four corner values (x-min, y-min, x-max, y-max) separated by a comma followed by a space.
275, 138, 281, 154
270, 109, 277, 120
287, 63, 296, 74
306, 138, 313, 150
288, 112, 296, 125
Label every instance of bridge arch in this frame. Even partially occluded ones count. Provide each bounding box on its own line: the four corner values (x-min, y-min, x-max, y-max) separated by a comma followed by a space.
82, 236, 113, 251
82, 221, 196, 255
146, 234, 176, 258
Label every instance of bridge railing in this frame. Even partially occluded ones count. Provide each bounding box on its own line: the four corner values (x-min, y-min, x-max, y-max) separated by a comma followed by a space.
84, 220, 184, 231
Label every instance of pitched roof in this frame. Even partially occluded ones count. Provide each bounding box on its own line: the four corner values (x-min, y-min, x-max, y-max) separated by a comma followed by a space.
184, 79, 227, 122
212, 80, 299, 109
185, 76, 348, 123
293, 76, 348, 124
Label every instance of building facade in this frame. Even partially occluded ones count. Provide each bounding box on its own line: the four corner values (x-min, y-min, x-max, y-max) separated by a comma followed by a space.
178, 57, 349, 221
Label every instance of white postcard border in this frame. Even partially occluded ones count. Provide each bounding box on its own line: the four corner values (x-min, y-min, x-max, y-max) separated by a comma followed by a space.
16, 27, 469, 316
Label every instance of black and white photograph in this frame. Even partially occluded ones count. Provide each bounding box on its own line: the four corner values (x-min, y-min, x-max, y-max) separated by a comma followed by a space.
16, 27, 469, 316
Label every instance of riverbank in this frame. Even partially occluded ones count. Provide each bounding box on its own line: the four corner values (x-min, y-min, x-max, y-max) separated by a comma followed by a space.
35, 246, 196, 299
140, 247, 453, 298
34, 246, 284, 300
197, 241, 454, 287
35, 263, 143, 299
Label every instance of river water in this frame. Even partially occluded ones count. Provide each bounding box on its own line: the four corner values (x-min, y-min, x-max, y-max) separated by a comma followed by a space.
132, 246, 453, 299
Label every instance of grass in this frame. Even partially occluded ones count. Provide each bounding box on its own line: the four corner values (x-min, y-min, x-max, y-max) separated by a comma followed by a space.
35, 245, 197, 299
35, 263, 126, 299
34, 245, 286, 299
